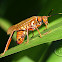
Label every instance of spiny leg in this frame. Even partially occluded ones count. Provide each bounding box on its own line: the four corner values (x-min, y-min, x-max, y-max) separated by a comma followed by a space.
0, 31, 14, 56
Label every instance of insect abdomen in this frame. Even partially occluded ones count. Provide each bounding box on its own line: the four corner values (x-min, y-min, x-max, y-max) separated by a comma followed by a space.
16, 31, 26, 44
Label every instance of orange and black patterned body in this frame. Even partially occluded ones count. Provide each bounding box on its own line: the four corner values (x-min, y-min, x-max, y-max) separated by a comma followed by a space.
7, 16, 49, 35
16, 31, 26, 44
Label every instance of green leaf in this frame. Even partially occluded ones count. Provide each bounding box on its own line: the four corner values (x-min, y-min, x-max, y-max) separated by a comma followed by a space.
0, 17, 62, 58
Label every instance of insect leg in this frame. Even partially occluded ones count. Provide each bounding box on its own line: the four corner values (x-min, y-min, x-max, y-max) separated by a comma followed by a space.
43, 24, 51, 35
45, 24, 48, 29
43, 24, 48, 31
35, 27, 42, 38
29, 27, 42, 38
25, 26, 29, 44
43, 31, 51, 35
0, 31, 14, 56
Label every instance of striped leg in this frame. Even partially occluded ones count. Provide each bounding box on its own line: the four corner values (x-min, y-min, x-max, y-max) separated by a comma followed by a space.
0, 31, 14, 56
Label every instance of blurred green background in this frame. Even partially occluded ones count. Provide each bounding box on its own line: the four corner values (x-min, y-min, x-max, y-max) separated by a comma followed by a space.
0, 0, 62, 62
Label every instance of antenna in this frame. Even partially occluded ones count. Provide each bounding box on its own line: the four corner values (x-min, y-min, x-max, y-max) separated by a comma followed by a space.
47, 9, 62, 17
48, 9, 53, 16
49, 13, 62, 17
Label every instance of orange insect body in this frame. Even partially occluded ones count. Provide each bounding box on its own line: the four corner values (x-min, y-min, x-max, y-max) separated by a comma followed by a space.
7, 16, 48, 34
16, 31, 26, 44
0, 9, 62, 56
9, 16, 48, 44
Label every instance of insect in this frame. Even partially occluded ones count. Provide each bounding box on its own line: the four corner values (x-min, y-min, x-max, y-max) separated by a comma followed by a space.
0, 9, 62, 56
